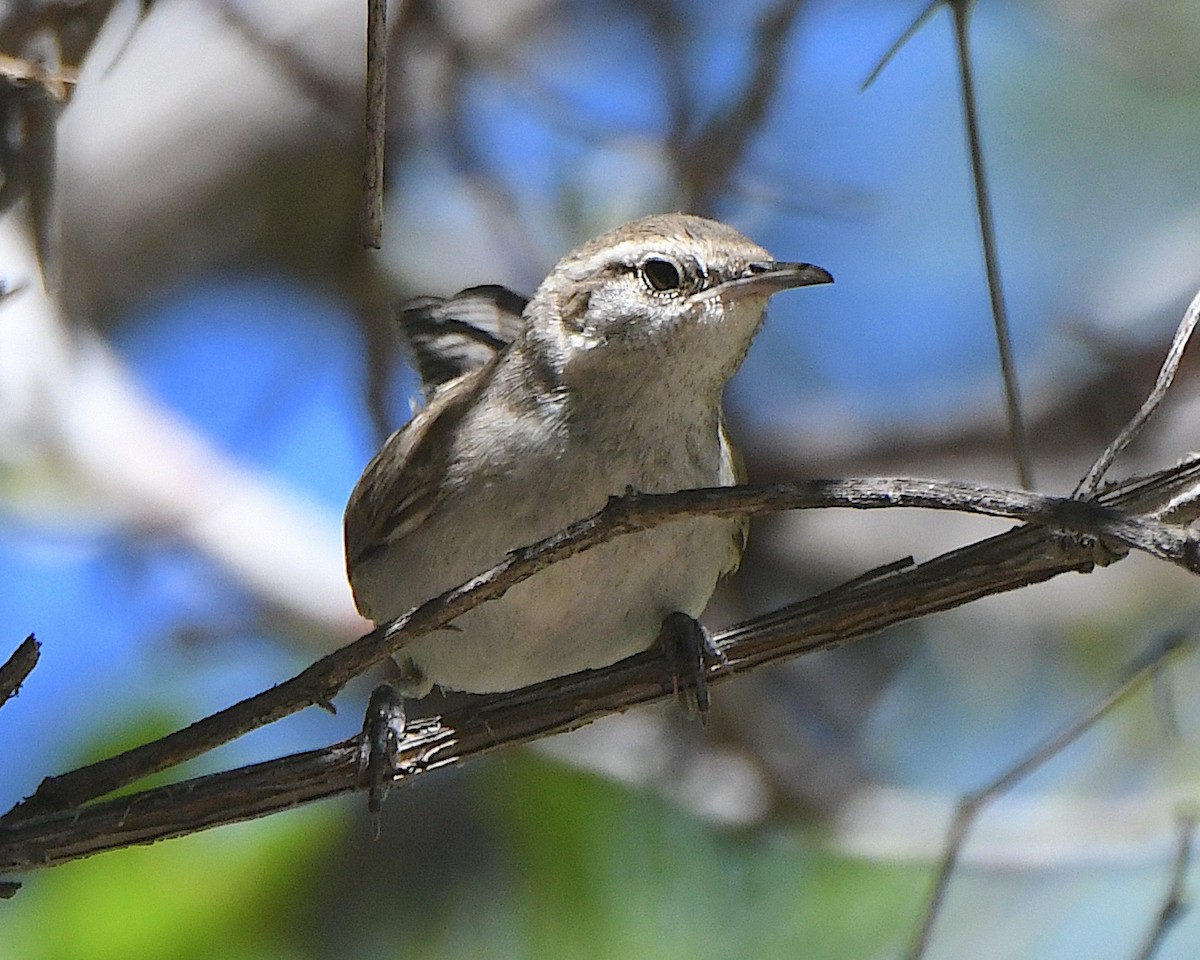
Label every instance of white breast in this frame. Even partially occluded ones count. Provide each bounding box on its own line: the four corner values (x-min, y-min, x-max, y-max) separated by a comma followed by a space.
353, 379, 740, 695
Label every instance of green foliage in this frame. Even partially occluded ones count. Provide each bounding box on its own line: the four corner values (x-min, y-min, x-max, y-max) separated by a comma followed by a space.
2, 805, 337, 960
3, 750, 929, 960
477, 753, 925, 960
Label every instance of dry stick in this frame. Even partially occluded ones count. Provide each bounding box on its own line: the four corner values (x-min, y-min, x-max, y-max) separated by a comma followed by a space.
1132, 808, 1198, 960
905, 630, 1197, 960
7, 470, 1200, 828
951, 0, 1033, 490
4, 469, 1199, 829
360, 0, 387, 248
863, 0, 1034, 490
1077, 286, 1200, 498
955, 1, 1032, 487
0, 635, 39, 710
4, 472, 1200, 872
1, 635, 40, 894
0, 519, 1117, 871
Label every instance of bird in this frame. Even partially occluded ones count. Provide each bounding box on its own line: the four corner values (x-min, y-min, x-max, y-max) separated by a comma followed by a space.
344, 212, 832, 704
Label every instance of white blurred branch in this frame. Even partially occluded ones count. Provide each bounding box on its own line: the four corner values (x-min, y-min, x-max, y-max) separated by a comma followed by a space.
0, 214, 366, 638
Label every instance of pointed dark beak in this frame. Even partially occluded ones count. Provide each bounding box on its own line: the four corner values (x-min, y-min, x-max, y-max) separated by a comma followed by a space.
714, 260, 834, 301
746, 260, 834, 290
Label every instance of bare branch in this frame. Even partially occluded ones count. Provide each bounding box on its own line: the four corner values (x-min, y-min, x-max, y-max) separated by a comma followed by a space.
360, 0, 388, 248
1078, 285, 1200, 497
0, 634, 39, 709
4, 465, 1200, 870
0, 53, 76, 95
905, 630, 1197, 960
14, 469, 1200, 824
4, 468, 1197, 827
948, 0, 1033, 489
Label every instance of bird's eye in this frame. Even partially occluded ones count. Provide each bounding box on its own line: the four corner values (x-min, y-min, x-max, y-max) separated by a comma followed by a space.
641, 257, 683, 292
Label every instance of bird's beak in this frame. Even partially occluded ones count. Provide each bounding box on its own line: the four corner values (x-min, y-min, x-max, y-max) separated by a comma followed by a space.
762, 261, 834, 289
744, 260, 834, 291
709, 260, 834, 301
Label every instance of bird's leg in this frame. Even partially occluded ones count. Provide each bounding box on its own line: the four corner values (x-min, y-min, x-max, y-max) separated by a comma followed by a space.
658, 612, 725, 723
358, 657, 423, 835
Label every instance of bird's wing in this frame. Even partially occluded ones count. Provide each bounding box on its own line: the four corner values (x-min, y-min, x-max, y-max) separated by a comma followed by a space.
398, 284, 528, 396
343, 360, 494, 578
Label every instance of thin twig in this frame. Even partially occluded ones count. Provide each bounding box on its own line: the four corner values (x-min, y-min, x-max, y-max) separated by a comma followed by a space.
1077, 285, 1200, 497
0, 635, 39, 710
905, 630, 1196, 960
862, 0, 1034, 489
860, 0, 940, 92
1131, 807, 1197, 960
360, 0, 388, 248
950, 0, 1033, 489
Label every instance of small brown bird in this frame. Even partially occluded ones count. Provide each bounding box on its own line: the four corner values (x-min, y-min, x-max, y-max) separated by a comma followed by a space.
344, 213, 831, 699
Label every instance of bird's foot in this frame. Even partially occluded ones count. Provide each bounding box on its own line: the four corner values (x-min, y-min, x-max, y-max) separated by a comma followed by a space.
658, 612, 726, 724
358, 682, 407, 837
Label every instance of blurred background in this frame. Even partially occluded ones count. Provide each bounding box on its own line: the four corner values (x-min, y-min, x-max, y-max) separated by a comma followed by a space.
3, 0, 1200, 957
